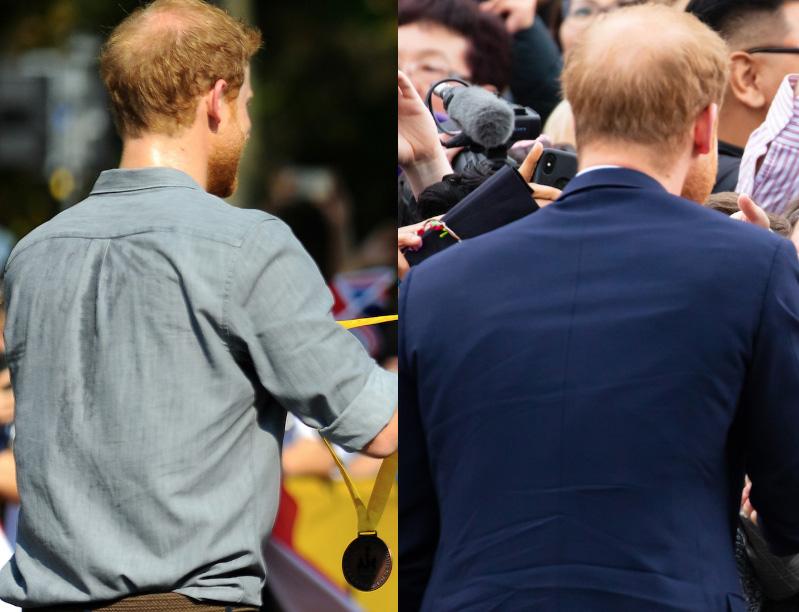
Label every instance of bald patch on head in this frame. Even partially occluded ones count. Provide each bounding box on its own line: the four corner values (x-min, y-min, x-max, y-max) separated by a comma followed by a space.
562, 4, 728, 158
141, 9, 188, 32
581, 8, 702, 71
120, 2, 202, 49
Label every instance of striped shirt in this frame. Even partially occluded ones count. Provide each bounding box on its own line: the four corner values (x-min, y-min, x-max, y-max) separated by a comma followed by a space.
737, 74, 799, 214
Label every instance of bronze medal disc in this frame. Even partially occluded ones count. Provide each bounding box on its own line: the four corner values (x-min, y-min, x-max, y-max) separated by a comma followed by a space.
342, 533, 392, 591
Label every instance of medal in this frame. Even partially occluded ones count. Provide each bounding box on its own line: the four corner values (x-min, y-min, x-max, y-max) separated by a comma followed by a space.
341, 532, 393, 591
321, 436, 398, 591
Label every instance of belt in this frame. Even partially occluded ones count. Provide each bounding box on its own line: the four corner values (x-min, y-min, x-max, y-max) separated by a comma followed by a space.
24, 593, 259, 612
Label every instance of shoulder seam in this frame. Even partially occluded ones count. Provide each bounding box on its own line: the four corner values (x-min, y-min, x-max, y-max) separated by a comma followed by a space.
221, 217, 281, 350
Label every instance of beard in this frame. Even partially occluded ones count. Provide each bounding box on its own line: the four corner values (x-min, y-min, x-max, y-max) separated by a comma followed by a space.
207, 112, 247, 199
681, 149, 718, 204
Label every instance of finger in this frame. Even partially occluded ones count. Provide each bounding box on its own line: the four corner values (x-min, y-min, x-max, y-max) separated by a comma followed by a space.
479, 0, 502, 11
398, 70, 420, 101
398, 232, 422, 250
519, 141, 544, 182
741, 481, 752, 506
506, 12, 532, 34
529, 183, 562, 201
737, 193, 770, 230
0, 369, 9, 388
750, 509, 758, 525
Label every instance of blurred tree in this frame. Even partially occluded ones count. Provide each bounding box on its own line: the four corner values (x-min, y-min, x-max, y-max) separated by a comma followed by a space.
253, 0, 396, 238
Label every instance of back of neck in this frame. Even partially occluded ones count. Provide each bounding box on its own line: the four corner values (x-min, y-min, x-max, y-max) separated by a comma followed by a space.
577, 144, 689, 196
119, 134, 208, 190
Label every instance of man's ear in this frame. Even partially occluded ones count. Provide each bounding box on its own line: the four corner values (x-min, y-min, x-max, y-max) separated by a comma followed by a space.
206, 79, 228, 131
728, 51, 768, 110
692, 103, 717, 156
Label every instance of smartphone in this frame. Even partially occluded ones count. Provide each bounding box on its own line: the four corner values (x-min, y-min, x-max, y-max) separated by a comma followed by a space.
532, 148, 578, 190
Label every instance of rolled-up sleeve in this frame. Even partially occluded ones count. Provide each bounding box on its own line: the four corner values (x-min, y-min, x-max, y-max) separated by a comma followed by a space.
228, 217, 396, 452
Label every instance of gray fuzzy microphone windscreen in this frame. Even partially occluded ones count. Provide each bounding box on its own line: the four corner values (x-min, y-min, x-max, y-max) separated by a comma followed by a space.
446, 87, 515, 150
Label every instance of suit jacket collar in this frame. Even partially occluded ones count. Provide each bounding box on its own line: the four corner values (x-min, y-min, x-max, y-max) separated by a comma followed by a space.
560, 167, 668, 200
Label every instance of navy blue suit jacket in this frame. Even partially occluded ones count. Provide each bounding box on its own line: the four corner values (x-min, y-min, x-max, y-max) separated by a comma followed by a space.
399, 168, 799, 612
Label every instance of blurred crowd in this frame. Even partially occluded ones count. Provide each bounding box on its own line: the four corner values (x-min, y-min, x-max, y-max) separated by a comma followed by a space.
397, 0, 799, 610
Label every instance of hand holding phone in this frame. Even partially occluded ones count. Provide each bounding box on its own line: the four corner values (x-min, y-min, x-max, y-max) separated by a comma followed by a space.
532, 148, 578, 190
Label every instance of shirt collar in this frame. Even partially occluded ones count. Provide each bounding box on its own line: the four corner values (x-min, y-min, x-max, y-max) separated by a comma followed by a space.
575, 164, 622, 177
90, 167, 203, 195
717, 140, 744, 159
561, 166, 668, 199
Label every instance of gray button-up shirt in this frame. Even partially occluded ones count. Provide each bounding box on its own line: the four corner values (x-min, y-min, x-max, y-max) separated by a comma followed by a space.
0, 168, 396, 607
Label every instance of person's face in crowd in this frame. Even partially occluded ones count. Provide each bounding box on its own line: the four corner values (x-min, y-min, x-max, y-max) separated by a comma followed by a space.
398, 22, 471, 112
743, 2, 799, 109
207, 66, 252, 199
559, 0, 643, 52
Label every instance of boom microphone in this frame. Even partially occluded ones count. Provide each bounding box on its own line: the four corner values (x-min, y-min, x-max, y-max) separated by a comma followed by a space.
433, 84, 515, 150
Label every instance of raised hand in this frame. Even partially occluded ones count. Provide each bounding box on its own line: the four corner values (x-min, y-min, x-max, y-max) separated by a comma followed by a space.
731, 193, 770, 230
479, 0, 536, 34
398, 70, 442, 167
398, 70, 453, 198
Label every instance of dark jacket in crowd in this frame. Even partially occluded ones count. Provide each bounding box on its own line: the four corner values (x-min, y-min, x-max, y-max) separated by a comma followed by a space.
509, 17, 563, 123
399, 167, 799, 612
714, 140, 744, 193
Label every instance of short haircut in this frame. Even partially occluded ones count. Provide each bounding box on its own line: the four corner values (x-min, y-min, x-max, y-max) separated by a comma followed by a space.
685, 0, 790, 49
398, 0, 512, 91
705, 191, 792, 236
561, 4, 728, 159
100, 0, 261, 138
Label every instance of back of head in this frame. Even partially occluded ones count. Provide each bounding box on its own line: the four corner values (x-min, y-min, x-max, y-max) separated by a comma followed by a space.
398, 0, 512, 91
100, 0, 261, 138
686, 0, 788, 48
561, 4, 728, 161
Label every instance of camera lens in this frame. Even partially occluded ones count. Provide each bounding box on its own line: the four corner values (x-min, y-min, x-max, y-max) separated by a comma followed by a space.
543, 154, 555, 174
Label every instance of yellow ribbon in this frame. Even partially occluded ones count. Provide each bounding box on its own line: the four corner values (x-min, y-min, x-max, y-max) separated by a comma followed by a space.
326, 315, 399, 536
338, 314, 398, 329
322, 438, 398, 534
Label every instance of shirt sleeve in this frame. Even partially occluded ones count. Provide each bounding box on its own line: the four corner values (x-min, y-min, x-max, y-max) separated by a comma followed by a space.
743, 239, 799, 556
228, 217, 396, 453
737, 74, 799, 214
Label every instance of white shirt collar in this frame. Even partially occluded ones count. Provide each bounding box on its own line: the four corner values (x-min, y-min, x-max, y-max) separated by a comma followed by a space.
575, 165, 623, 178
